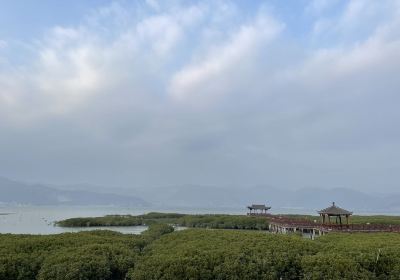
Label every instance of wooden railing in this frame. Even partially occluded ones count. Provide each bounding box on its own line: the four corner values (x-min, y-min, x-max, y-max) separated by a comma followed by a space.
267, 215, 400, 233
328, 223, 400, 232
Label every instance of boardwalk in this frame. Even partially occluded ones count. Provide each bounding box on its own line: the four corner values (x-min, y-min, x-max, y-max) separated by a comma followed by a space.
248, 213, 400, 239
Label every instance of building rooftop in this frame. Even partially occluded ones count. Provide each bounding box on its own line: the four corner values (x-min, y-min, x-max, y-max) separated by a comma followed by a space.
318, 202, 353, 216
247, 204, 271, 210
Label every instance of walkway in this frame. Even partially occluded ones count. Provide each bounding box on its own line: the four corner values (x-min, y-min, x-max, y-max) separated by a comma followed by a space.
248, 213, 400, 239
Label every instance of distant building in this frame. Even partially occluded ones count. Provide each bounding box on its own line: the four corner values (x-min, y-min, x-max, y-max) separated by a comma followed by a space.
247, 204, 271, 215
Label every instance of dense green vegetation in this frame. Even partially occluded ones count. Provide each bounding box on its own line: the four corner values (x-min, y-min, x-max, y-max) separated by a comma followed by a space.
56, 212, 187, 227
131, 229, 314, 280
57, 215, 143, 227
178, 214, 269, 230
131, 230, 400, 280
2, 226, 400, 279
57, 212, 269, 230
0, 224, 173, 280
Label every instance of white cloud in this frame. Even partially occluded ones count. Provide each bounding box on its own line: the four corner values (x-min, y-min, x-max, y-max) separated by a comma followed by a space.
0, 2, 208, 122
1, 1, 400, 189
305, 8, 400, 84
311, 0, 398, 40
136, 15, 182, 56
168, 14, 283, 102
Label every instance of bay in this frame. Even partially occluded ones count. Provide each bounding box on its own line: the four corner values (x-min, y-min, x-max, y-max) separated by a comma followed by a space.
0, 205, 243, 234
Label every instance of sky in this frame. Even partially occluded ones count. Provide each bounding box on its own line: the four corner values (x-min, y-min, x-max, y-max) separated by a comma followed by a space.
0, 0, 400, 192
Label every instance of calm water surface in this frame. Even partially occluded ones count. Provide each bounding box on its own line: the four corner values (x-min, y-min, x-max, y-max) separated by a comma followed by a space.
0, 206, 243, 234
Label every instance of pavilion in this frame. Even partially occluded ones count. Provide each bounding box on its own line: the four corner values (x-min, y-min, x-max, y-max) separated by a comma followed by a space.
247, 204, 271, 215
318, 202, 353, 226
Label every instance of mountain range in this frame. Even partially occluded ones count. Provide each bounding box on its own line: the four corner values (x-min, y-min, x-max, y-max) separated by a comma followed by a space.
0, 177, 149, 207
136, 184, 400, 213
1, 176, 400, 213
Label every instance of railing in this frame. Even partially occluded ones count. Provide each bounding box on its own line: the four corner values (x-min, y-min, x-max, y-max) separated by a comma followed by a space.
247, 213, 273, 217
267, 216, 400, 233
332, 223, 400, 232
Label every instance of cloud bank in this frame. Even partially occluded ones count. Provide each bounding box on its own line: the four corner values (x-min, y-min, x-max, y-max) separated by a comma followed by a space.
1, 0, 400, 192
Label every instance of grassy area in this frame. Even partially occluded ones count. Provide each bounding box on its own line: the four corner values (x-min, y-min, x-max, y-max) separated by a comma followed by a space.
350, 215, 400, 225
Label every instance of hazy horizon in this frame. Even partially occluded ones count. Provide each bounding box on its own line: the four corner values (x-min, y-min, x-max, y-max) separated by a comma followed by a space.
1, 0, 400, 194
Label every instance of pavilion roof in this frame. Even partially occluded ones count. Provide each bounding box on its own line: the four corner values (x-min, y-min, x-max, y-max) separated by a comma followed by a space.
247, 204, 271, 210
318, 202, 353, 216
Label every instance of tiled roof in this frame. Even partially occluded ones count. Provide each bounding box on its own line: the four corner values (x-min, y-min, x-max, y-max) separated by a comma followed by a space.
247, 204, 271, 210
318, 202, 353, 215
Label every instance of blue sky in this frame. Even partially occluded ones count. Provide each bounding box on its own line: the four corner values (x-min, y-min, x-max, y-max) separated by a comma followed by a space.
0, 0, 109, 39
0, 1, 328, 45
1, 0, 400, 192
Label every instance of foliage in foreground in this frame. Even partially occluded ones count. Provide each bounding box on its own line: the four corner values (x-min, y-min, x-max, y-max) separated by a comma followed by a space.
0, 224, 173, 280
2, 225, 400, 279
130, 230, 400, 280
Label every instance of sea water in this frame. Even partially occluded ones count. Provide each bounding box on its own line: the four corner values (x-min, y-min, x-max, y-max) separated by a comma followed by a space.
0, 205, 243, 234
